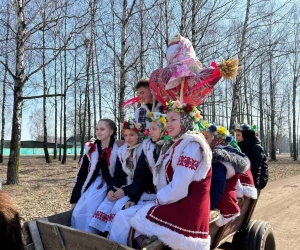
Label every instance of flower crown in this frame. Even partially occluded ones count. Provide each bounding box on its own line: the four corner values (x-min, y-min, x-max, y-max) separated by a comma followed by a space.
147, 112, 167, 127
121, 119, 144, 133
231, 123, 257, 132
166, 100, 202, 122
203, 121, 233, 143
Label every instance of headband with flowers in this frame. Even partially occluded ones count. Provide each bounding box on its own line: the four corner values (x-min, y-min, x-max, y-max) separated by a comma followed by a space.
147, 112, 167, 128
231, 123, 257, 132
203, 120, 241, 151
146, 111, 169, 141
121, 119, 144, 134
203, 121, 233, 143
166, 100, 202, 123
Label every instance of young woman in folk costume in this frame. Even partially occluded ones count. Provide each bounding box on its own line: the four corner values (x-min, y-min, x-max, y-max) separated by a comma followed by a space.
89, 119, 151, 235
70, 119, 119, 233
232, 124, 260, 199
130, 100, 213, 250
202, 122, 250, 227
108, 111, 168, 246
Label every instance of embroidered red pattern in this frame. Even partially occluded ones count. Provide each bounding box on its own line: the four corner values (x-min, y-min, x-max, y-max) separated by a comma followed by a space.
178, 156, 199, 170
93, 211, 116, 222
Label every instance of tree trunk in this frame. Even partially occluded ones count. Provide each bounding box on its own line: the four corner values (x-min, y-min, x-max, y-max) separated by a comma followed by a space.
269, 52, 276, 161
42, 3, 51, 163
53, 34, 58, 160
179, 0, 186, 36
288, 90, 292, 157
73, 39, 77, 161
259, 63, 265, 148
119, 0, 128, 125
139, 0, 145, 78
7, 0, 26, 184
292, 75, 298, 160
229, 0, 250, 128
62, 5, 68, 164
0, 4, 9, 163
59, 51, 63, 161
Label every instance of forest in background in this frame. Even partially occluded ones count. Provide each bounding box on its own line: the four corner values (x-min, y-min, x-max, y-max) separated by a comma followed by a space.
0, 0, 299, 184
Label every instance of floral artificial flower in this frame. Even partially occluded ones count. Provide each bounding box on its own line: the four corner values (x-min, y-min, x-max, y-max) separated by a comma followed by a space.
225, 135, 233, 143
242, 124, 250, 131
209, 124, 217, 133
147, 111, 167, 129
182, 103, 193, 113
121, 119, 144, 133
166, 100, 202, 123
173, 100, 182, 108
232, 123, 256, 132
159, 116, 167, 126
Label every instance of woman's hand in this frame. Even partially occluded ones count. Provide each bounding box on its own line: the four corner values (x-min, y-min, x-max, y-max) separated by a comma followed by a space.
113, 186, 125, 200
125, 201, 135, 209
70, 203, 76, 210
107, 190, 117, 201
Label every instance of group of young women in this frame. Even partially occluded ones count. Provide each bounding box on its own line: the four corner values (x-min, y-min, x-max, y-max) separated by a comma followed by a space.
70, 34, 268, 250
69, 83, 267, 250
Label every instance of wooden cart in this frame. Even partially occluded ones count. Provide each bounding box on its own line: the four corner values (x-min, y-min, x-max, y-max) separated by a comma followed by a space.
22, 197, 275, 250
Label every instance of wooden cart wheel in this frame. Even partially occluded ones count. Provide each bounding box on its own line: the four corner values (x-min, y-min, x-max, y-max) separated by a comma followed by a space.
245, 220, 276, 250
232, 220, 256, 250
255, 221, 275, 250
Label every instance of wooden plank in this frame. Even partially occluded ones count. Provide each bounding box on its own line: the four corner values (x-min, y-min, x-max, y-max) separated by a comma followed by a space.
36, 221, 63, 250
36, 220, 134, 250
22, 221, 33, 245
142, 240, 164, 250
24, 243, 35, 250
28, 221, 45, 250
44, 210, 72, 226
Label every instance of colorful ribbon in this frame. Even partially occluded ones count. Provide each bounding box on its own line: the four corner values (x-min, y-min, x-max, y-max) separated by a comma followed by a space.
122, 96, 140, 108
192, 62, 221, 90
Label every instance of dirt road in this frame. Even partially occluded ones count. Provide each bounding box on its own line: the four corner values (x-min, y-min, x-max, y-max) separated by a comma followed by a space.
252, 174, 300, 250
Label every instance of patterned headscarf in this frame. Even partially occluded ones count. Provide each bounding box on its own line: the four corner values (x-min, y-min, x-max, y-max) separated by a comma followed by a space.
160, 113, 194, 155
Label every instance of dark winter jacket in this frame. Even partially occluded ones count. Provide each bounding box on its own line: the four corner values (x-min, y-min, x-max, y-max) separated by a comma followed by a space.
239, 136, 268, 190
210, 146, 249, 209
108, 152, 156, 204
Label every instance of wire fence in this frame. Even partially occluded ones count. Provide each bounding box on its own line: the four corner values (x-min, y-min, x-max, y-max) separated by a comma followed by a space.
2, 148, 81, 156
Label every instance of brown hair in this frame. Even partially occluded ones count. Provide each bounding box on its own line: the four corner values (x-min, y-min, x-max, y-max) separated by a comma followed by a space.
134, 78, 149, 91
98, 119, 117, 147
0, 191, 23, 250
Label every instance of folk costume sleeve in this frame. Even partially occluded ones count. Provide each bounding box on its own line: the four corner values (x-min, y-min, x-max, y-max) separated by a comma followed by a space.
70, 155, 89, 204
108, 157, 127, 192
210, 162, 227, 210
157, 141, 202, 205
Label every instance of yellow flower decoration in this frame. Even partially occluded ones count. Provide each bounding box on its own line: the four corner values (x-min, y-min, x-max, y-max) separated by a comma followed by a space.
148, 112, 153, 118
217, 126, 226, 135
160, 116, 167, 125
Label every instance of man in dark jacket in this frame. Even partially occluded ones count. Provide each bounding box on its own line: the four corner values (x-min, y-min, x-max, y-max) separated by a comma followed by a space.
238, 129, 268, 190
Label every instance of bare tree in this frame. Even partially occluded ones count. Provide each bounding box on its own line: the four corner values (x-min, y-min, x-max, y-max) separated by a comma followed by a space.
0, 3, 10, 163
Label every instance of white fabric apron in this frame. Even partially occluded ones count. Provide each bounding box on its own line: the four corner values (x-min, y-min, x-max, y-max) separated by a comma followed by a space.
89, 194, 130, 232
108, 199, 155, 245
71, 176, 108, 233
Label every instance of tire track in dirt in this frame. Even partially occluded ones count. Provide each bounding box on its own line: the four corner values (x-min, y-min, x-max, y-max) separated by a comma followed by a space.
252, 175, 300, 250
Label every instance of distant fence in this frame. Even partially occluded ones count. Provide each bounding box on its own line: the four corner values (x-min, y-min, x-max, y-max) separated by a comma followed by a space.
2, 148, 82, 156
